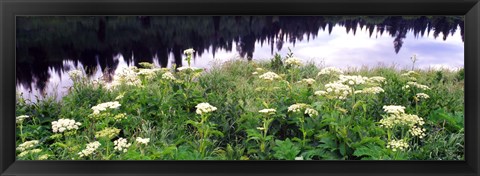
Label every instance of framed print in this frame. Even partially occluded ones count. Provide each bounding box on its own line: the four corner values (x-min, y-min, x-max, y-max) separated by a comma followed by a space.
1, 0, 479, 176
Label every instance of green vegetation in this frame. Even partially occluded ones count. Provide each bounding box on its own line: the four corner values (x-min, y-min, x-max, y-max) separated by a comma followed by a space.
16, 51, 464, 160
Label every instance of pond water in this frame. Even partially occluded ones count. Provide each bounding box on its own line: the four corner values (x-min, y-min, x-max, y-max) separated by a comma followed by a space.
16, 16, 464, 102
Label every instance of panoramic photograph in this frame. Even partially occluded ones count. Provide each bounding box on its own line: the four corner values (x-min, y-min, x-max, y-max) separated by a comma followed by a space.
15, 16, 464, 160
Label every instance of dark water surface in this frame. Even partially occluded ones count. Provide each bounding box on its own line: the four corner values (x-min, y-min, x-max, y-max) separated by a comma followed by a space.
16, 16, 464, 102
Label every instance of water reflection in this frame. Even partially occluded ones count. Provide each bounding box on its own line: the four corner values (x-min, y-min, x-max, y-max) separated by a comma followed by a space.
16, 16, 464, 101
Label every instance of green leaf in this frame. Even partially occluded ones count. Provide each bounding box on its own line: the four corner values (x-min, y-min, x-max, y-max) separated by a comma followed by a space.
272, 138, 301, 160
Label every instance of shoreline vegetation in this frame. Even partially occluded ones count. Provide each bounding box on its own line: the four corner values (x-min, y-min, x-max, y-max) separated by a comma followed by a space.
16, 50, 464, 160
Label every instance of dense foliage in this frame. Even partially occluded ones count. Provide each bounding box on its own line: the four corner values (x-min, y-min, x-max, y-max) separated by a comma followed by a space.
16, 51, 464, 160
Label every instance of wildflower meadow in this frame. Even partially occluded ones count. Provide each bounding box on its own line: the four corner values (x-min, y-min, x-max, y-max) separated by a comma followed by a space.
15, 49, 464, 160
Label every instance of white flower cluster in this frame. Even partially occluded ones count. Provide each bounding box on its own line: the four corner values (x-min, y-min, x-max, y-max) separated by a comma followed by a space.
314, 90, 327, 96
16, 140, 39, 152
78, 141, 101, 157
304, 108, 318, 117
379, 113, 425, 129
338, 75, 370, 85
38, 154, 49, 160
95, 127, 121, 139
195, 102, 218, 115
403, 82, 430, 90
415, 93, 430, 99
68, 70, 83, 79
91, 101, 121, 115
114, 138, 132, 153
300, 78, 316, 85
51, 118, 81, 133
16, 115, 30, 123
113, 113, 128, 121
137, 69, 158, 79
355, 87, 384, 94
162, 72, 176, 81
408, 126, 426, 138
18, 148, 42, 157
401, 71, 418, 77
284, 57, 302, 67
367, 76, 386, 84
288, 103, 308, 113
259, 71, 281, 81
177, 66, 201, 72
317, 67, 343, 76
252, 72, 259, 75
324, 82, 352, 100
259, 108, 276, 114
135, 137, 150, 145
183, 48, 195, 55
387, 139, 409, 151
112, 66, 142, 87
382, 105, 406, 114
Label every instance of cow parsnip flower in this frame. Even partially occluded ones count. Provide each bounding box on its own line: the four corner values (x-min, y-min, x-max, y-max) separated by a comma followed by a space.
91, 101, 121, 115
183, 48, 195, 55
114, 138, 132, 153
314, 90, 327, 96
338, 75, 369, 85
323, 82, 352, 100
284, 57, 302, 67
135, 137, 150, 145
259, 108, 276, 114
259, 71, 281, 81
16, 115, 30, 123
368, 76, 386, 84
382, 105, 406, 114
304, 108, 318, 117
195, 102, 217, 115
95, 127, 121, 139
78, 141, 101, 157
357, 87, 384, 94
162, 72, 176, 81
288, 103, 308, 113
387, 139, 409, 151
409, 126, 426, 138
51, 118, 81, 133
415, 93, 430, 99
300, 78, 316, 85
68, 70, 83, 79
403, 82, 430, 90
16, 140, 39, 152
317, 67, 343, 76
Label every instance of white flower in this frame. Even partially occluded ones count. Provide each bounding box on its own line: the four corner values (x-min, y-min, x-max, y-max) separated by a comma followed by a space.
288, 103, 308, 113
16, 140, 39, 152
259, 108, 276, 114
404, 82, 430, 90
16, 115, 30, 123
68, 70, 83, 79
357, 87, 384, 94
91, 101, 121, 115
162, 72, 176, 81
337, 75, 369, 85
177, 66, 201, 72
401, 71, 418, 77
95, 127, 121, 139
415, 93, 430, 99
285, 57, 302, 67
379, 113, 425, 129
111, 66, 142, 87
78, 141, 101, 157
183, 48, 195, 55
256, 68, 264, 71
368, 76, 386, 84
314, 90, 327, 96
301, 78, 316, 85
38, 154, 49, 160
135, 137, 150, 145
51, 118, 81, 133
252, 72, 258, 75
114, 138, 131, 153
115, 93, 125, 100
259, 71, 281, 81
387, 139, 409, 151
137, 69, 157, 79
382, 105, 405, 114
195, 102, 218, 115
304, 108, 318, 117
409, 126, 426, 138
317, 67, 343, 76
295, 156, 304, 160
323, 82, 352, 100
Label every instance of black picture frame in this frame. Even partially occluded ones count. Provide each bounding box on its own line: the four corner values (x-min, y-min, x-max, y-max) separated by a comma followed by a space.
1, 0, 479, 176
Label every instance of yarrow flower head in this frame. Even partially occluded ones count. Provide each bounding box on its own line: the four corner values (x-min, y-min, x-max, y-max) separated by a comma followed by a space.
317, 67, 343, 76
51, 118, 81, 133
304, 108, 319, 117
288, 103, 308, 113
91, 101, 121, 115
387, 139, 409, 151
284, 57, 302, 67
195, 102, 217, 115
382, 105, 406, 114
162, 72, 176, 81
78, 141, 101, 157
259, 108, 276, 114
259, 71, 281, 81
114, 138, 132, 153
16, 115, 30, 123
16, 140, 39, 152
135, 137, 150, 145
